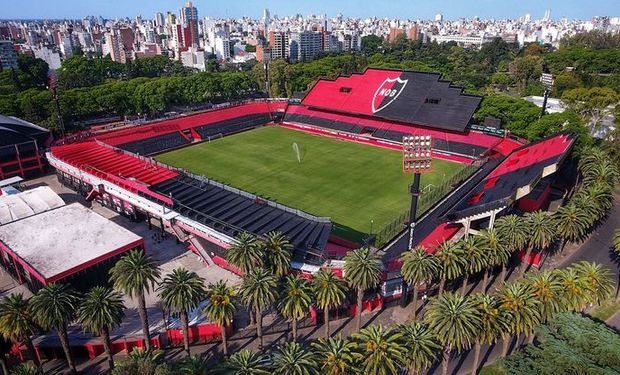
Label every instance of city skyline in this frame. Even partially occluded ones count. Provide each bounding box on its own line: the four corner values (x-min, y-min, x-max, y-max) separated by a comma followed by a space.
1, 0, 619, 21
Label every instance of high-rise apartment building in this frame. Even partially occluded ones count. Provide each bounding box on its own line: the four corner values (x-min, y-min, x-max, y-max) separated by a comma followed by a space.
0, 41, 18, 70
180, 1, 199, 47
269, 31, 289, 60
289, 31, 322, 62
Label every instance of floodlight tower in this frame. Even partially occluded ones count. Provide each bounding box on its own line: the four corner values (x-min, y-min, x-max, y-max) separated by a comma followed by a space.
400, 135, 433, 307
539, 72, 554, 119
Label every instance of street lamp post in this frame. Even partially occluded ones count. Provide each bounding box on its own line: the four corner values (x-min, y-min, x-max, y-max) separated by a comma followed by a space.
400, 135, 433, 308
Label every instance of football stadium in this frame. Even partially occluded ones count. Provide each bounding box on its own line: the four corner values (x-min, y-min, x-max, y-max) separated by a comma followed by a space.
46, 67, 575, 297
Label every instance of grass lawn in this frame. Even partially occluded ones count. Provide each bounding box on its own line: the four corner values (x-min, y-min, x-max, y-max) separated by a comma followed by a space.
157, 126, 462, 239
590, 299, 620, 321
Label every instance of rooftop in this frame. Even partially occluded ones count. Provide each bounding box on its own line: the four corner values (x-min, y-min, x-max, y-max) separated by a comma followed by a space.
0, 203, 143, 283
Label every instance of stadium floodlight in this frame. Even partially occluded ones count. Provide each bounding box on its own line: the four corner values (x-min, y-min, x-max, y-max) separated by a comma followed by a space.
400, 135, 433, 308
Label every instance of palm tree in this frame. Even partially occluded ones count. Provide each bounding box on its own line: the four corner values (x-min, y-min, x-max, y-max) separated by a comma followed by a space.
30, 283, 79, 374
520, 211, 556, 275
112, 347, 169, 374
78, 286, 125, 369
158, 268, 206, 357
554, 203, 590, 254
572, 195, 601, 229
573, 261, 614, 306
494, 215, 528, 281
215, 349, 270, 375
578, 146, 608, 173
271, 342, 317, 375
239, 268, 278, 350
260, 231, 292, 277
400, 247, 439, 320
178, 355, 210, 375
204, 280, 237, 357
109, 248, 161, 351
434, 241, 465, 296
312, 270, 348, 338
227, 232, 264, 274
478, 228, 510, 291
424, 292, 480, 375
557, 267, 589, 312
399, 322, 441, 375
10, 363, 42, 375
0, 293, 40, 367
526, 271, 564, 325
311, 337, 357, 375
582, 182, 614, 217
343, 247, 382, 331
459, 236, 488, 295
582, 161, 619, 187
470, 293, 510, 374
277, 275, 312, 341
351, 325, 405, 375
496, 282, 540, 357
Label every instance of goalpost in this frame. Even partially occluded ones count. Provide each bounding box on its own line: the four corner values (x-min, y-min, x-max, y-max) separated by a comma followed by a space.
208, 133, 224, 143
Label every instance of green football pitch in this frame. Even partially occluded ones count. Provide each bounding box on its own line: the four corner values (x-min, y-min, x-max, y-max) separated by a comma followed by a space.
157, 126, 462, 240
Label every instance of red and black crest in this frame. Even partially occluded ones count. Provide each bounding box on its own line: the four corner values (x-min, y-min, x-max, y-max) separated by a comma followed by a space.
371, 77, 409, 113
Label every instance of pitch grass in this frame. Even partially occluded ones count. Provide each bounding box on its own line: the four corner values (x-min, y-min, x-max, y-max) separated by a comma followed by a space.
157, 126, 462, 241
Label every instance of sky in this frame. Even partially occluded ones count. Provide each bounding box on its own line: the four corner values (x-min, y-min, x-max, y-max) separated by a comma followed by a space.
1, 0, 619, 21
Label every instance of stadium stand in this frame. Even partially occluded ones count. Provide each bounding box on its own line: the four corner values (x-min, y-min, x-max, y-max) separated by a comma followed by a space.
193, 113, 272, 140
119, 132, 191, 155
302, 68, 482, 132
284, 105, 517, 158
150, 174, 332, 263
0, 115, 52, 179
446, 133, 576, 221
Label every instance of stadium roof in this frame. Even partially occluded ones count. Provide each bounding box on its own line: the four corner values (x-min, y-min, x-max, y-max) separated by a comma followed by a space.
0, 115, 52, 147
302, 68, 482, 133
0, 186, 65, 224
446, 133, 576, 221
0, 203, 143, 284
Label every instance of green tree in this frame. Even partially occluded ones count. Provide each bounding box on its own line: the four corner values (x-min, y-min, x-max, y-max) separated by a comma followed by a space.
497, 282, 540, 357
526, 271, 564, 325
434, 241, 465, 296
109, 249, 161, 351
111, 348, 171, 375
424, 292, 480, 375
478, 228, 510, 291
510, 55, 544, 93
521, 211, 556, 275
178, 355, 210, 375
562, 87, 618, 131
459, 236, 488, 295
470, 293, 510, 375
0, 293, 40, 367
400, 247, 439, 319
239, 268, 278, 350
312, 270, 348, 338
553, 203, 590, 253
351, 325, 405, 375
227, 232, 263, 274
277, 275, 312, 341
10, 363, 42, 375
215, 349, 270, 375
573, 261, 614, 306
361, 35, 384, 54
78, 287, 125, 369
311, 337, 357, 375
399, 322, 441, 375
343, 247, 382, 331
271, 342, 317, 375
494, 215, 528, 281
204, 280, 237, 357
30, 283, 79, 374
157, 268, 206, 357
260, 232, 292, 277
